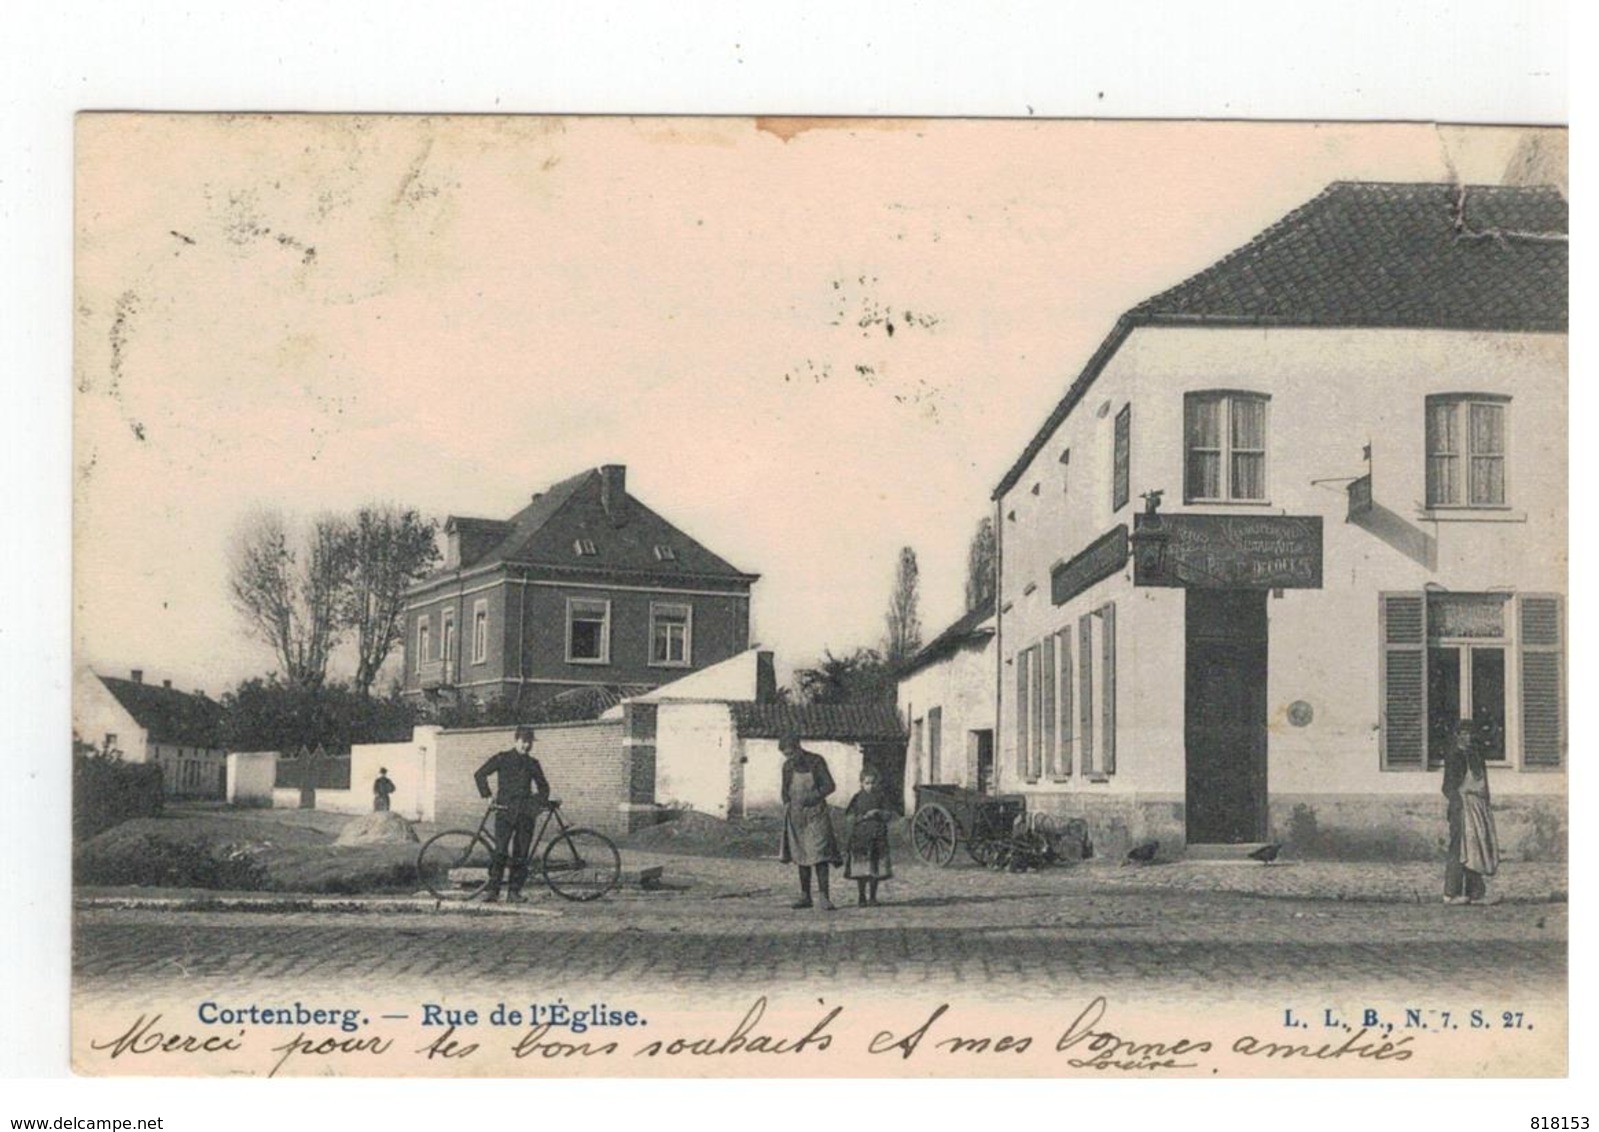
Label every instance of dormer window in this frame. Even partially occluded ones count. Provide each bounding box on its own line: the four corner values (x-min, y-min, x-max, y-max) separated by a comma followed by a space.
653, 544, 677, 561
573, 538, 597, 557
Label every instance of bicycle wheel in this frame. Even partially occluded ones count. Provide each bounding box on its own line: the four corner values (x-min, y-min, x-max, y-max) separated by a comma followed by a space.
417, 830, 496, 901
541, 828, 621, 902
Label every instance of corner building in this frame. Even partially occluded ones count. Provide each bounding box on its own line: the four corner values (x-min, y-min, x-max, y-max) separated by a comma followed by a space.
992, 183, 1566, 860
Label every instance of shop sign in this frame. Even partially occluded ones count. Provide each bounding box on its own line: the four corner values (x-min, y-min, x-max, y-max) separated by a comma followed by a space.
1051, 525, 1129, 606
1133, 514, 1322, 589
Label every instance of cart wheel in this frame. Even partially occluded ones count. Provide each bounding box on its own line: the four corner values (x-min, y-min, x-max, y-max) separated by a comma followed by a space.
968, 838, 1002, 868
911, 803, 958, 867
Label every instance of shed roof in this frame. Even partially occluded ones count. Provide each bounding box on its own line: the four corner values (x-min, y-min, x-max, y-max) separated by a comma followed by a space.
732, 701, 906, 742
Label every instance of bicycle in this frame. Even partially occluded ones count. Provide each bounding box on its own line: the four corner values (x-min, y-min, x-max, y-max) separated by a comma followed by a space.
416, 798, 622, 903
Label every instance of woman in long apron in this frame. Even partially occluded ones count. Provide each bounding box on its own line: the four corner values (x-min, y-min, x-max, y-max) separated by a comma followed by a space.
778, 731, 842, 910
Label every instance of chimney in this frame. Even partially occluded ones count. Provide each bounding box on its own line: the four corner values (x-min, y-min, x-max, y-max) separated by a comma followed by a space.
130, 669, 143, 684
163, 679, 172, 689
756, 651, 777, 703
600, 465, 628, 526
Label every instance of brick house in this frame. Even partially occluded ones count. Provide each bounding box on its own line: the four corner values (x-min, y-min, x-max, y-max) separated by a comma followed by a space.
73, 667, 227, 797
992, 182, 1566, 860
401, 465, 759, 713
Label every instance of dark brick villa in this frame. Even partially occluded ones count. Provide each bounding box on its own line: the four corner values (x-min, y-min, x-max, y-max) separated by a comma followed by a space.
402, 465, 759, 713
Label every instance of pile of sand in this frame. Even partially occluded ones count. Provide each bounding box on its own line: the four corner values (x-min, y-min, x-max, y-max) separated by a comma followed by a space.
334, 811, 419, 846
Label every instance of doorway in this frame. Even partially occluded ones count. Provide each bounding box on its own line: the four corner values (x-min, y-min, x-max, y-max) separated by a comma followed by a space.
1185, 589, 1269, 844
970, 729, 995, 794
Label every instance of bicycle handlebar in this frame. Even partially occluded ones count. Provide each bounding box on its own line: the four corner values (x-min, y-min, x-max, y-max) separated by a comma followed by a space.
487, 798, 560, 812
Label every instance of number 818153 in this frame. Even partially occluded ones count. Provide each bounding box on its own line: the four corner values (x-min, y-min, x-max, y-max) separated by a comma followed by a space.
1531, 1119, 1589, 1129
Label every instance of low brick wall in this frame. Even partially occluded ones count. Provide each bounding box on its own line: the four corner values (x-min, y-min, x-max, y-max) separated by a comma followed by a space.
431, 720, 641, 837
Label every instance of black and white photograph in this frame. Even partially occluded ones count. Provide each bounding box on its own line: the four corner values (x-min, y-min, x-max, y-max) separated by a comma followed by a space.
2, 5, 1583, 1124
65, 112, 1567, 1078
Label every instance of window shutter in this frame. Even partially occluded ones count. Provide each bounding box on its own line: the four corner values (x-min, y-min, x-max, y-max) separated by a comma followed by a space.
1100, 602, 1117, 775
1040, 635, 1056, 778
1518, 595, 1564, 769
1379, 593, 1427, 770
1079, 615, 1094, 774
1057, 629, 1074, 778
1015, 652, 1029, 778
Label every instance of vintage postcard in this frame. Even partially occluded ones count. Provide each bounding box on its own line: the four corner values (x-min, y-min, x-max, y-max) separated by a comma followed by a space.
70, 114, 1567, 1078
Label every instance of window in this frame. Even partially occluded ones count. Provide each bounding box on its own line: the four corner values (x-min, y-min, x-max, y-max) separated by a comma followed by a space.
650, 602, 692, 666
1039, 635, 1055, 780
415, 616, 431, 671
1185, 392, 1268, 502
1078, 604, 1118, 776
1426, 395, 1508, 507
573, 538, 597, 557
1014, 650, 1031, 780
653, 544, 676, 561
1379, 591, 1563, 771
1055, 628, 1074, 779
928, 706, 943, 783
441, 607, 457, 666
472, 599, 489, 665
103, 733, 118, 752
1112, 404, 1131, 511
566, 598, 611, 663
1030, 642, 1044, 780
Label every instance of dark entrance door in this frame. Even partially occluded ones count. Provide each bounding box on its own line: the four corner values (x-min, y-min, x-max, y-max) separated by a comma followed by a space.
971, 730, 995, 794
1185, 589, 1269, 844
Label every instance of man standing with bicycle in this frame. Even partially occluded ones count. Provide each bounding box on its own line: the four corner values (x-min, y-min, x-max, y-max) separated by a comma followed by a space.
473, 725, 551, 902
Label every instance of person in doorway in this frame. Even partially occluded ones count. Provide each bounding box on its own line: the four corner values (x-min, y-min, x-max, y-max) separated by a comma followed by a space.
843, 766, 894, 906
372, 767, 396, 812
474, 725, 551, 903
1443, 720, 1501, 905
778, 731, 841, 910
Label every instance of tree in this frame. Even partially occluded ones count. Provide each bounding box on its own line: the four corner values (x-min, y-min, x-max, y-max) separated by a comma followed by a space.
218, 676, 417, 753
964, 515, 997, 611
794, 647, 895, 705
883, 546, 923, 666
227, 509, 354, 688
343, 505, 441, 698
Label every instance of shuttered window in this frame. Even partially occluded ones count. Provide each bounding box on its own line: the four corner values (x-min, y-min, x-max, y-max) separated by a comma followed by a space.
1040, 635, 1056, 779
1015, 650, 1031, 779
1029, 645, 1045, 780
1056, 628, 1074, 779
1518, 595, 1564, 769
1099, 602, 1117, 775
1112, 404, 1132, 512
1380, 593, 1428, 770
1078, 615, 1095, 774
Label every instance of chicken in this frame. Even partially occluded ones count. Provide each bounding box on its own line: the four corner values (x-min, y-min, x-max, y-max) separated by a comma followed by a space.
1123, 839, 1159, 866
1247, 842, 1283, 865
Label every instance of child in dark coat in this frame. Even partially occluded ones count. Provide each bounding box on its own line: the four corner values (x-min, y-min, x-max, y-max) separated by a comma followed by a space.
843, 768, 894, 906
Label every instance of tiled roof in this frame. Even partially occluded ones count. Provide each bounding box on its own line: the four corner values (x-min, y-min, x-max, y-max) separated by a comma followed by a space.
895, 599, 996, 679
98, 676, 224, 749
418, 468, 757, 585
995, 182, 1568, 499
732, 701, 906, 742
1134, 182, 1567, 330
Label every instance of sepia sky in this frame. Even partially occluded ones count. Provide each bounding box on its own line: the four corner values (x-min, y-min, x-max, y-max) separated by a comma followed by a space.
73, 116, 1554, 694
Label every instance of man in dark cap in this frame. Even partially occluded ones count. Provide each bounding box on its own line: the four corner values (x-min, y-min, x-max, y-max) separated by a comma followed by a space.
372, 767, 395, 812
474, 725, 550, 902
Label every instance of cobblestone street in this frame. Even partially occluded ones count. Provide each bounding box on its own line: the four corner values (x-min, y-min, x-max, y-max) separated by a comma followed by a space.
74, 853, 1567, 1003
